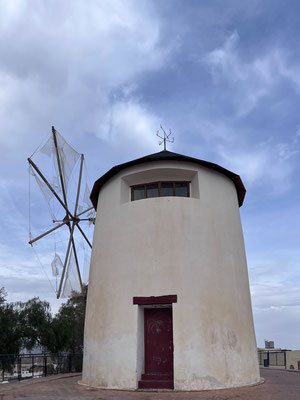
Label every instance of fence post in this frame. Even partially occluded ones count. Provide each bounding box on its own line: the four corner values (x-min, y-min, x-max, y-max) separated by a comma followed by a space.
32, 355, 34, 378
284, 351, 287, 369
17, 356, 21, 381
68, 354, 72, 373
44, 355, 47, 377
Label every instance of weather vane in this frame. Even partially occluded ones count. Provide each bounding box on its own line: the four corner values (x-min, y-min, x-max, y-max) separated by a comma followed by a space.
157, 125, 174, 151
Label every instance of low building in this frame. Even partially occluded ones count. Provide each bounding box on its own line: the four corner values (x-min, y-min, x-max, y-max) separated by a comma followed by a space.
258, 348, 288, 369
258, 343, 300, 370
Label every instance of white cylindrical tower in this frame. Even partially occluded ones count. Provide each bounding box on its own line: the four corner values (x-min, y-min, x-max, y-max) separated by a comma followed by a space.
81, 150, 260, 390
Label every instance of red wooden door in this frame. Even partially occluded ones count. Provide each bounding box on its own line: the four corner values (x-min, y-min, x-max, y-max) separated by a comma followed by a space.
144, 308, 173, 377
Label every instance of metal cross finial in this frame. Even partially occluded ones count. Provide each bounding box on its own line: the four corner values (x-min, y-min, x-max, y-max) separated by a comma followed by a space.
156, 125, 174, 151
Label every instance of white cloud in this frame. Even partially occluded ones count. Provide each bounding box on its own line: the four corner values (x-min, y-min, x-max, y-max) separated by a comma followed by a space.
0, 1, 171, 309
99, 100, 160, 150
217, 137, 298, 192
253, 304, 300, 349
248, 255, 300, 349
0, 239, 64, 312
0, 1, 168, 154
175, 116, 298, 194
1, 1, 300, 349
204, 31, 300, 116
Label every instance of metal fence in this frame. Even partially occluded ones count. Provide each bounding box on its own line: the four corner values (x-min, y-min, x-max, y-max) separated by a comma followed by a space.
0, 353, 83, 382
258, 350, 286, 368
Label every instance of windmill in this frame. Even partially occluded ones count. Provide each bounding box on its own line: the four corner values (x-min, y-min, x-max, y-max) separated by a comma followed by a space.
28, 126, 95, 298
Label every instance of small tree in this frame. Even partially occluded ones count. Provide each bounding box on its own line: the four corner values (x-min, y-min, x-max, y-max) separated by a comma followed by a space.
0, 288, 21, 354
49, 285, 87, 353
0, 286, 87, 359
16, 297, 54, 352
0, 288, 21, 373
0, 287, 6, 307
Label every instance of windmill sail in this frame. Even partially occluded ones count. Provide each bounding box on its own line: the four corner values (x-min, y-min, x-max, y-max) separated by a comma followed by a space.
61, 248, 81, 298
39, 132, 81, 193
51, 253, 63, 277
28, 126, 95, 298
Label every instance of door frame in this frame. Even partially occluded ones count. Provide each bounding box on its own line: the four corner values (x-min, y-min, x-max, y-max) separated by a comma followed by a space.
133, 295, 177, 386
133, 295, 177, 306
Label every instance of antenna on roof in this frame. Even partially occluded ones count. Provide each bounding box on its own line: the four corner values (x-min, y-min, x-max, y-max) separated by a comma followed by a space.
157, 125, 174, 151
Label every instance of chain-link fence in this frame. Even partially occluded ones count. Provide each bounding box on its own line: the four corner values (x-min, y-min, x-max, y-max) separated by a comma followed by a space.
0, 353, 83, 382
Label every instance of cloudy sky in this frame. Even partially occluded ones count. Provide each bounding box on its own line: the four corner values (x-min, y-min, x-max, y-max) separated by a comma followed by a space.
0, 0, 300, 349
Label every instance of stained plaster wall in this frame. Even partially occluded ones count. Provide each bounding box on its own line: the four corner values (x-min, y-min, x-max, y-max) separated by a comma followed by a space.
81, 160, 260, 390
286, 350, 300, 370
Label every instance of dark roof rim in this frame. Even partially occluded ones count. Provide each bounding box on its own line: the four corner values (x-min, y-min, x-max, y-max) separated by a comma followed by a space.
90, 150, 246, 209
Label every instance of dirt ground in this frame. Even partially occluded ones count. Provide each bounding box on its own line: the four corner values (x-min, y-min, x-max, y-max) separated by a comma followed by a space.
0, 368, 299, 400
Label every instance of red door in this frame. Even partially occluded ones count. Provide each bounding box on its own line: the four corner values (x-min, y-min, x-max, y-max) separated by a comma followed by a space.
144, 308, 173, 378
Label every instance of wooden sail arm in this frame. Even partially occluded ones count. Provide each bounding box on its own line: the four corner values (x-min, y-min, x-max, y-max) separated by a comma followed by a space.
74, 154, 84, 217
28, 158, 74, 219
57, 222, 75, 299
76, 206, 94, 217
29, 222, 67, 245
71, 237, 84, 294
76, 224, 92, 248
52, 126, 69, 210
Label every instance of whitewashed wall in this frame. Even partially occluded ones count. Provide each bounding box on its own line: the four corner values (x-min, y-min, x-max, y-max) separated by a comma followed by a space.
81, 160, 260, 390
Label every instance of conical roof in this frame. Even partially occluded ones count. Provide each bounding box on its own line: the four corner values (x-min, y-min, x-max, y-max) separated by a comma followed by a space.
90, 150, 246, 209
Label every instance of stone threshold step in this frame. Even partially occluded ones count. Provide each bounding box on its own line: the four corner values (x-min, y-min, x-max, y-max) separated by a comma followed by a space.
138, 380, 174, 389
141, 374, 173, 381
